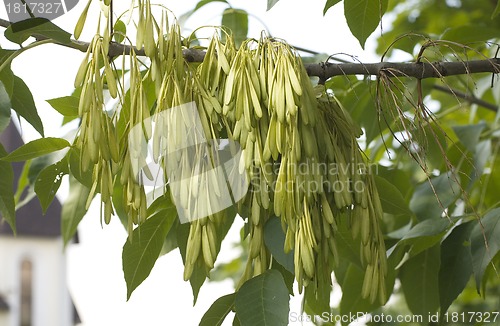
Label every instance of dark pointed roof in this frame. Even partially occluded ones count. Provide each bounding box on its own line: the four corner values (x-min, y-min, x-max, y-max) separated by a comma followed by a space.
0, 121, 63, 237
0, 121, 81, 323
0, 294, 8, 311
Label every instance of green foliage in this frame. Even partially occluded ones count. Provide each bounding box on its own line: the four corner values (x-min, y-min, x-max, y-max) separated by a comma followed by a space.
263, 216, 294, 273
123, 207, 176, 300
4, 18, 72, 45
267, 0, 280, 11
470, 208, 500, 294
322, 0, 388, 48
179, 0, 229, 27
1, 137, 70, 162
409, 173, 460, 221
61, 176, 91, 247
34, 157, 68, 213
440, 26, 500, 44
46, 96, 79, 118
439, 222, 473, 314
373, 175, 413, 216
113, 20, 127, 43
199, 293, 236, 326
400, 245, 441, 316
0, 143, 15, 233
0, 81, 11, 133
494, 0, 500, 18
234, 270, 289, 326
339, 263, 382, 322
377, 0, 500, 56
222, 8, 248, 46
344, 0, 388, 48
323, 0, 342, 15
9, 75, 44, 136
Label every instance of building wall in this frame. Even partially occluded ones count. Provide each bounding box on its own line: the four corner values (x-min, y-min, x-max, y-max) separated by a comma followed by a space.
0, 314, 8, 326
0, 236, 72, 326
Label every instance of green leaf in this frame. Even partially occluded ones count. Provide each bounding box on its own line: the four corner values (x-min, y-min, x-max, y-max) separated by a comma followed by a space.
420, 120, 449, 171
400, 245, 440, 316
409, 172, 460, 220
271, 259, 295, 295
1, 137, 70, 162
234, 270, 289, 326
264, 216, 294, 273
376, 165, 413, 199
335, 214, 363, 268
145, 192, 180, 255
344, 0, 388, 48
5, 18, 71, 45
61, 177, 90, 247
452, 122, 486, 153
401, 219, 450, 241
439, 222, 473, 313
473, 140, 491, 181
221, 8, 248, 47
146, 192, 177, 216
493, 0, 500, 18
470, 208, 500, 294
398, 218, 450, 257
68, 147, 93, 188
200, 293, 236, 326
441, 26, 500, 43
14, 160, 31, 205
112, 181, 129, 230
0, 144, 16, 234
113, 20, 127, 43
0, 51, 16, 79
123, 209, 176, 300
324, 0, 342, 15
304, 258, 332, 316
0, 81, 11, 134
179, 0, 228, 26
46, 96, 79, 117
28, 153, 57, 184
339, 263, 381, 321
34, 157, 68, 214
11, 76, 44, 136
160, 219, 179, 255
195, 0, 228, 11
339, 79, 380, 144
374, 175, 412, 216
267, 0, 280, 11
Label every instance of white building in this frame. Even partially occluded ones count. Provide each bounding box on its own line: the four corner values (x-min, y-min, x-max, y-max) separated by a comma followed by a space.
0, 122, 80, 326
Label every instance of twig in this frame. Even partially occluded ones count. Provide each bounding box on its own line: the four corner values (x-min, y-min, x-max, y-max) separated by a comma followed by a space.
433, 84, 498, 112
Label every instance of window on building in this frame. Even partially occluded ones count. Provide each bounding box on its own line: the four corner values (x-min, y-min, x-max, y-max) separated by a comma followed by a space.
20, 259, 32, 326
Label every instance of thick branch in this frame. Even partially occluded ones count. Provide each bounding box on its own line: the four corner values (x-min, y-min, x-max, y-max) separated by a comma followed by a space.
306, 60, 500, 81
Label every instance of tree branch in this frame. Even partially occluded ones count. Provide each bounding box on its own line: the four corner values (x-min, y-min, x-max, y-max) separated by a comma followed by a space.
433, 85, 498, 112
1, 18, 500, 81
305, 60, 500, 81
